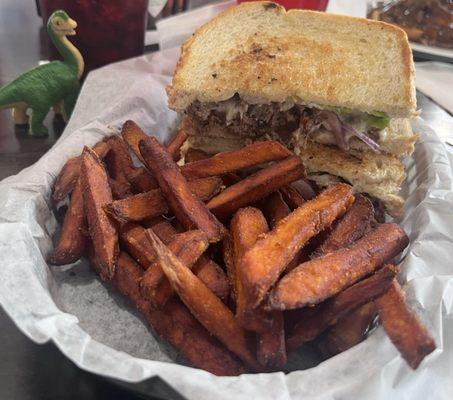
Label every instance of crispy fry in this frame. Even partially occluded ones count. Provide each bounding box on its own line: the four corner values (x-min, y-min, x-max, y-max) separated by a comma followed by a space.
126, 167, 158, 193
167, 128, 187, 161
231, 208, 287, 367
279, 184, 305, 209
104, 135, 136, 185
139, 136, 226, 243
185, 147, 241, 187
146, 229, 259, 370
52, 139, 110, 203
270, 223, 408, 310
185, 147, 210, 163
222, 234, 236, 299
318, 302, 377, 357
144, 217, 177, 243
49, 178, 86, 265
111, 251, 246, 376
258, 191, 303, 272
129, 220, 228, 304
80, 147, 118, 280
192, 255, 230, 301
108, 178, 133, 200
259, 191, 291, 229
257, 311, 286, 369
207, 157, 305, 218
232, 208, 273, 332
375, 280, 436, 369
140, 229, 209, 307
121, 120, 148, 164
106, 176, 223, 223
291, 178, 317, 200
287, 265, 398, 351
241, 183, 355, 307
180, 141, 292, 179
120, 223, 158, 269
314, 194, 374, 257
122, 119, 186, 166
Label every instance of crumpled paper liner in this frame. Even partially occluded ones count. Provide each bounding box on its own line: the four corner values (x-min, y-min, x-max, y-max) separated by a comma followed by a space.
0, 48, 452, 400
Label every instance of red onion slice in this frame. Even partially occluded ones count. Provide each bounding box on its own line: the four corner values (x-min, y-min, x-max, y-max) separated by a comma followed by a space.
341, 123, 381, 153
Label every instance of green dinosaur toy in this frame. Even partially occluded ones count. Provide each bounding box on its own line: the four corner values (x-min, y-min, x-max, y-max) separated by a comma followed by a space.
0, 10, 83, 137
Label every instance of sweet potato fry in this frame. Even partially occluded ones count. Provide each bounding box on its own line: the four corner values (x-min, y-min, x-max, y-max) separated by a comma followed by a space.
232, 208, 272, 332
314, 194, 374, 257
222, 234, 236, 300
120, 223, 158, 269
104, 135, 136, 185
150, 298, 246, 376
231, 208, 287, 367
375, 280, 436, 369
111, 251, 246, 376
166, 128, 187, 161
259, 191, 291, 229
122, 120, 186, 166
121, 120, 148, 164
241, 183, 355, 307
80, 147, 118, 280
180, 141, 292, 179
291, 178, 317, 200
139, 136, 226, 243
144, 217, 177, 243
270, 223, 408, 310
106, 176, 222, 223
185, 147, 241, 186
52, 139, 110, 203
140, 229, 209, 307
185, 147, 210, 163
259, 191, 305, 272
128, 220, 228, 303
286, 265, 398, 351
146, 229, 259, 370
207, 157, 305, 218
318, 302, 377, 357
279, 184, 305, 209
192, 255, 230, 301
108, 178, 133, 200
126, 167, 158, 193
49, 178, 86, 265
257, 311, 286, 369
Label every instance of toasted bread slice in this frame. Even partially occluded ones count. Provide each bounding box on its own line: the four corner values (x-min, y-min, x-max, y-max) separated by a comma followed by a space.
298, 142, 405, 217
168, 1, 416, 118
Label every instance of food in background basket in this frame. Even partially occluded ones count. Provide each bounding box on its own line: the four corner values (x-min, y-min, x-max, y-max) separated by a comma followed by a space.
368, 0, 453, 50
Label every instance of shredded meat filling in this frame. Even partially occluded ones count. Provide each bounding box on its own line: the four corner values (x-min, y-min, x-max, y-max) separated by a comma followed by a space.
187, 96, 381, 153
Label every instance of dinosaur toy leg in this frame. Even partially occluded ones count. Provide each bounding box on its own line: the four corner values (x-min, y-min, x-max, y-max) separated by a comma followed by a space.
12, 103, 29, 126
53, 101, 64, 116
29, 107, 49, 137
63, 92, 78, 122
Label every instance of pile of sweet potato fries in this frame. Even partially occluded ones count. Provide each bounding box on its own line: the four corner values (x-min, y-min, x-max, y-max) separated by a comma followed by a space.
49, 120, 436, 375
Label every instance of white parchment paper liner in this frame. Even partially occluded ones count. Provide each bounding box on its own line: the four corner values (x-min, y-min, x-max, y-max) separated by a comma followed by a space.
0, 48, 452, 400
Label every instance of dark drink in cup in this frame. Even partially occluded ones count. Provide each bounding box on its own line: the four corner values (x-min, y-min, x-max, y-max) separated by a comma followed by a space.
38, 0, 149, 76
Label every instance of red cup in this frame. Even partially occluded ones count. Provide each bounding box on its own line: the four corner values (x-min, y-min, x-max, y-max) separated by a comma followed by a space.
237, 0, 329, 11
38, 0, 149, 76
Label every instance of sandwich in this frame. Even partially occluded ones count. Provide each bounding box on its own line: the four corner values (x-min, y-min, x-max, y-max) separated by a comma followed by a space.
166, 1, 418, 217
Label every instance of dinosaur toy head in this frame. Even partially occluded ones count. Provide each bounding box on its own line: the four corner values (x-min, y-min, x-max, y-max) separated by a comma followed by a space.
47, 10, 77, 37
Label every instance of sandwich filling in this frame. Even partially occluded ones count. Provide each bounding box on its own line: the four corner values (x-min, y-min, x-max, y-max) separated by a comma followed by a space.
187, 94, 390, 154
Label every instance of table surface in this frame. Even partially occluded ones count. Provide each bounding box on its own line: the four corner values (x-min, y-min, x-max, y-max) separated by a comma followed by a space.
1, 1, 452, 400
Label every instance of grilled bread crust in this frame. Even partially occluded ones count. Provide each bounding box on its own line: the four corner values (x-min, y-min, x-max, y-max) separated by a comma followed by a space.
168, 2, 417, 118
